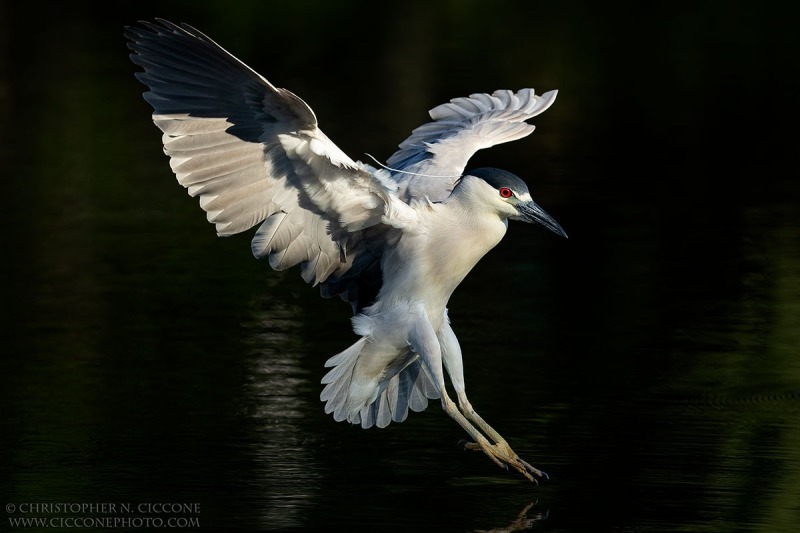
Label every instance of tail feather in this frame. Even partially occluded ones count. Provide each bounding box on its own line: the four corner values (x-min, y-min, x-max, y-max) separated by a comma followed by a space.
320, 338, 366, 421
320, 339, 440, 428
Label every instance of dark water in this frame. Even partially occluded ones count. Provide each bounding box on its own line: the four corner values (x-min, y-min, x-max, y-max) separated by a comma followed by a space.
2, 2, 800, 531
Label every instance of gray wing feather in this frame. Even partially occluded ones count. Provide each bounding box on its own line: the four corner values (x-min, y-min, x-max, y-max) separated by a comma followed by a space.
368, 360, 440, 428
127, 19, 409, 297
320, 343, 440, 429
387, 88, 558, 202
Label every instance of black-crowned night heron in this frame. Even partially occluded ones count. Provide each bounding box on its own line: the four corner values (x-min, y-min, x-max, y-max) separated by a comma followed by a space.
126, 19, 567, 482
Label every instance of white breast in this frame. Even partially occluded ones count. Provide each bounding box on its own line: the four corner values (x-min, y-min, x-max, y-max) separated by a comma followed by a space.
378, 202, 508, 324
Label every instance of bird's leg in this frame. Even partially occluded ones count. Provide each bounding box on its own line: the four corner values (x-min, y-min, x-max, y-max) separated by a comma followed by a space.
437, 315, 546, 482
438, 390, 508, 472
456, 393, 547, 481
409, 308, 537, 479
432, 372, 540, 482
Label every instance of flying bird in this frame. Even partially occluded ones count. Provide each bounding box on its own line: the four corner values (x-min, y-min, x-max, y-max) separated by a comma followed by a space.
125, 19, 567, 482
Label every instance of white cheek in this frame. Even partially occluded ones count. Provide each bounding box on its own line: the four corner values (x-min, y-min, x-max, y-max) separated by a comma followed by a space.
499, 200, 518, 216
517, 192, 533, 202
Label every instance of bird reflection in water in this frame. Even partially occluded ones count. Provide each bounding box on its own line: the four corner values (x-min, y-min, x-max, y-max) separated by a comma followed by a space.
474, 501, 549, 532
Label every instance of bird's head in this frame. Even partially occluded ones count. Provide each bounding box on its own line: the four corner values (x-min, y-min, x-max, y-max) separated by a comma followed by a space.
459, 167, 568, 238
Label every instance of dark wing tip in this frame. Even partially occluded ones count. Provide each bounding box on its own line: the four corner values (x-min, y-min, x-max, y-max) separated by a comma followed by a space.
124, 18, 195, 43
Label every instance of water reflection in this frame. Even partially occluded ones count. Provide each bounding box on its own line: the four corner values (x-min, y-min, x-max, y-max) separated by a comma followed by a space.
238, 294, 322, 529
474, 502, 548, 532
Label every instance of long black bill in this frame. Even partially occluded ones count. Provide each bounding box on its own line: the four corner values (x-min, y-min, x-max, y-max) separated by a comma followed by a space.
516, 201, 568, 238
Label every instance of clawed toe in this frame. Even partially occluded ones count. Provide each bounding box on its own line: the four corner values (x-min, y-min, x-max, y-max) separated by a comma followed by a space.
461, 439, 546, 483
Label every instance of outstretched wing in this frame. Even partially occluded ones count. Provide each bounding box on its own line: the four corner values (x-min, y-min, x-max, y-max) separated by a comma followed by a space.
387, 88, 558, 202
126, 19, 411, 302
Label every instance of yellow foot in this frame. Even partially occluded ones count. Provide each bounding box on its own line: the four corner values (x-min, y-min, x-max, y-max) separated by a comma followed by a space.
461, 439, 548, 483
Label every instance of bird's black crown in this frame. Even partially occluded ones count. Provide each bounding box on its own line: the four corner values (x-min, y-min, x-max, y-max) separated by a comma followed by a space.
466, 167, 529, 194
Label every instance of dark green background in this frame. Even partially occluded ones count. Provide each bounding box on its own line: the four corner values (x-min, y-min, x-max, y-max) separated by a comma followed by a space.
2, 1, 799, 531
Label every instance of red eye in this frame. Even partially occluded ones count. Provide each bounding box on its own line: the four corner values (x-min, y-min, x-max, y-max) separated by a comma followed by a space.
499, 187, 513, 199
